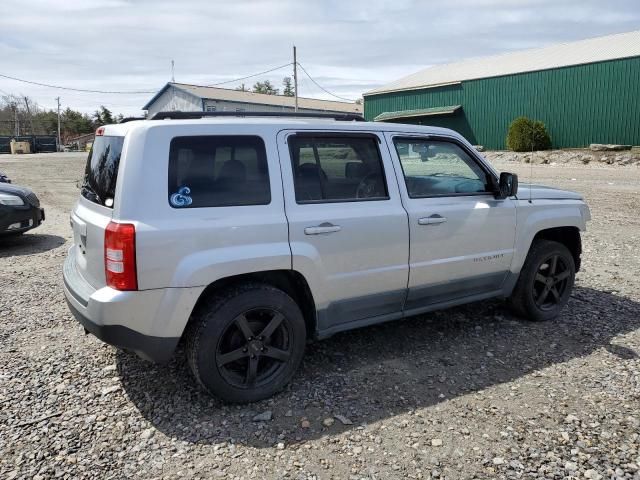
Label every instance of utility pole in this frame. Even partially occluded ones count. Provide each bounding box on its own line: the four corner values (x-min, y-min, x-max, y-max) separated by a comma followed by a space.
23, 96, 34, 135
56, 97, 61, 152
13, 103, 19, 137
293, 45, 298, 112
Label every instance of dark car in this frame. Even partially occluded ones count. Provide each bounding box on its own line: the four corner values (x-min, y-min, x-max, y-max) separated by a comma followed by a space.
0, 183, 45, 236
0, 171, 10, 183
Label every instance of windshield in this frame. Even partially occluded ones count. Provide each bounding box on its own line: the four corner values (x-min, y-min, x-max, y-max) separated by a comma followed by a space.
82, 136, 124, 207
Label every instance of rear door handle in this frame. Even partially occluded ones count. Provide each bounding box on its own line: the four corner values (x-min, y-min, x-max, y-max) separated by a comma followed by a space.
418, 215, 447, 225
304, 223, 342, 235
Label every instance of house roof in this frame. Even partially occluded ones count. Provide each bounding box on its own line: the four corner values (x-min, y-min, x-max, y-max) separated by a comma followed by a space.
373, 105, 461, 122
67, 132, 95, 142
365, 30, 640, 96
143, 82, 362, 113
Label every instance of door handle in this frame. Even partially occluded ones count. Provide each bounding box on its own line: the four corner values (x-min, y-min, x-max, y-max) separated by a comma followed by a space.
418, 215, 447, 225
304, 223, 342, 235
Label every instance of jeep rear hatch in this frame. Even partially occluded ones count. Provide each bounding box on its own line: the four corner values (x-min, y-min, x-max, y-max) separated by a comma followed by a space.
70, 132, 124, 289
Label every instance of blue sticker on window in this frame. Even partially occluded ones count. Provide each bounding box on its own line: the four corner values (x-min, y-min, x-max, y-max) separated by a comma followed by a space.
170, 186, 193, 207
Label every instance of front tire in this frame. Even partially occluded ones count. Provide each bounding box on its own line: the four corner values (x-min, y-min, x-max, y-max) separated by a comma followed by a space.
508, 240, 575, 322
186, 284, 306, 403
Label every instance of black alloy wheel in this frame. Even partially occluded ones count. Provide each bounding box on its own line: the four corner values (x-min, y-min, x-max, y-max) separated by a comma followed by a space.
216, 308, 293, 389
508, 239, 576, 322
532, 254, 572, 311
186, 284, 306, 403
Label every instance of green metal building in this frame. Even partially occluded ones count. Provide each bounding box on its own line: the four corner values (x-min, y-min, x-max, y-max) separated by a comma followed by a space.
364, 30, 640, 149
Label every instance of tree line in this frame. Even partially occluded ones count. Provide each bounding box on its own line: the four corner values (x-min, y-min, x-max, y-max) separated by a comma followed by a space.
0, 94, 122, 142
236, 77, 295, 96
239, 77, 362, 104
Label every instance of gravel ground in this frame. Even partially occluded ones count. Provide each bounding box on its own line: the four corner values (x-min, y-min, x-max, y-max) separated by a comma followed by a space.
1, 152, 639, 480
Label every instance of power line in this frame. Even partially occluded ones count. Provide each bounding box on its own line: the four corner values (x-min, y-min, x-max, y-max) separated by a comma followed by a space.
296, 63, 356, 102
0, 62, 294, 95
0, 73, 155, 94
206, 62, 293, 87
0, 62, 357, 106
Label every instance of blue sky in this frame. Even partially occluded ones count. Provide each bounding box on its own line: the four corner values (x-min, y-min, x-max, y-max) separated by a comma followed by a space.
1, 0, 638, 115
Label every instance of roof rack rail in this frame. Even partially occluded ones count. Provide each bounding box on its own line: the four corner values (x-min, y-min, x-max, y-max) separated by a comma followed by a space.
118, 116, 146, 123
149, 111, 365, 122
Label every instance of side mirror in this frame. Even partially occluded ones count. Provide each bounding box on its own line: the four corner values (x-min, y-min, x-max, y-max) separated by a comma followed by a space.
496, 172, 518, 199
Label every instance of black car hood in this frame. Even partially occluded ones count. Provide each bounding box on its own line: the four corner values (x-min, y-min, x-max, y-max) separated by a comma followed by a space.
0, 182, 33, 197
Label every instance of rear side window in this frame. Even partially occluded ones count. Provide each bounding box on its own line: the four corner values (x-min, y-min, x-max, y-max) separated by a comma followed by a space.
82, 135, 124, 207
288, 135, 388, 203
168, 136, 270, 208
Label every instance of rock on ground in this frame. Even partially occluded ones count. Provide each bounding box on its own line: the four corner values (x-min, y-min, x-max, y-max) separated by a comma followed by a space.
485, 148, 640, 166
0, 152, 639, 479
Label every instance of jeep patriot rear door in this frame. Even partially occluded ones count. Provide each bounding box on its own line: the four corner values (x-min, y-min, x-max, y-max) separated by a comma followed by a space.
278, 130, 409, 333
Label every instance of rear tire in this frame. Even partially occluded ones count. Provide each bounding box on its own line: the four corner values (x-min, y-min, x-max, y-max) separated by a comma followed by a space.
185, 283, 306, 403
508, 240, 575, 322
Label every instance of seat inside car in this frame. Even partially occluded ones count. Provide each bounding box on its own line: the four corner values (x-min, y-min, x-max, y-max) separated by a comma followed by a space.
216, 159, 247, 187
345, 161, 369, 179
295, 163, 327, 201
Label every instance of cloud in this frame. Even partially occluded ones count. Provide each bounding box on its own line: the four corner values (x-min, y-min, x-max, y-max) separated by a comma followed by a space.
0, 0, 638, 114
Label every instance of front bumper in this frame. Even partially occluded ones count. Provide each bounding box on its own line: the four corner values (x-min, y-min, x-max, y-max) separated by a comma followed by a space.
0, 206, 44, 235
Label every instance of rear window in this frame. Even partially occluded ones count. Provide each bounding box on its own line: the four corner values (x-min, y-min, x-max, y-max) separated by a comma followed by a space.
168, 135, 270, 208
81, 135, 124, 207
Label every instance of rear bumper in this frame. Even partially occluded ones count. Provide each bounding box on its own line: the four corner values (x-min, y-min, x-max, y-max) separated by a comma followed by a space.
65, 297, 178, 363
62, 250, 202, 363
0, 206, 44, 235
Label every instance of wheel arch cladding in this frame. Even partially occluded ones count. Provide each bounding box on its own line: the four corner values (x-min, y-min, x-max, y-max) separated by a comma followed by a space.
532, 226, 582, 272
186, 270, 317, 338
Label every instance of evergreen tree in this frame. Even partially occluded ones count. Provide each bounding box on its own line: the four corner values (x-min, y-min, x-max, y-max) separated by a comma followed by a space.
252, 80, 279, 95
282, 77, 294, 97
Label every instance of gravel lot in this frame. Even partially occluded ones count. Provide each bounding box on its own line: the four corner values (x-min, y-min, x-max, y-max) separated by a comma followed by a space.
1, 152, 639, 480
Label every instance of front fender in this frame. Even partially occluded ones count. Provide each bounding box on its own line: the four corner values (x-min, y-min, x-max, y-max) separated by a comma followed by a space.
511, 199, 587, 273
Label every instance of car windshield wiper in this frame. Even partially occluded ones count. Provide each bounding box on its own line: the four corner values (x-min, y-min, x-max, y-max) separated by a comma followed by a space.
81, 182, 102, 204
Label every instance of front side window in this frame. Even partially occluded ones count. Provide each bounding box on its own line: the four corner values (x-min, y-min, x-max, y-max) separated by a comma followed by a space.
289, 135, 388, 203
168, 136, 270, 208
393, 138, 491, 197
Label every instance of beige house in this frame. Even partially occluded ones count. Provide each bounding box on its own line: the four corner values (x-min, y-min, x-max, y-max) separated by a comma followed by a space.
143, 82, 362, 118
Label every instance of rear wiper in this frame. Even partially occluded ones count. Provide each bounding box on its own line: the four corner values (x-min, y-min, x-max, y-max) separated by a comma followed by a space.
81, 183, 102, 204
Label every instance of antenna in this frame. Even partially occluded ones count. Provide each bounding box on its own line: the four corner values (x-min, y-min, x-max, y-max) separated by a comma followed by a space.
529, 124, 534, 203
528, 82, 536, 203
171, 60, 175, 83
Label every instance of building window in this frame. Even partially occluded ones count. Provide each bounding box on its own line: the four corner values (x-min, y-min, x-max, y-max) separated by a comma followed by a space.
205, 106, 216, 112
236, 108, 245, 112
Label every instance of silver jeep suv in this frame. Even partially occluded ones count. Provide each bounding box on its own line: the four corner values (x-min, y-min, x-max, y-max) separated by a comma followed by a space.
63, 112, 590, 403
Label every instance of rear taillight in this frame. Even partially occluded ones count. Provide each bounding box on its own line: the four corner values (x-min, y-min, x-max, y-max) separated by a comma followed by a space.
104, 221, 137, 291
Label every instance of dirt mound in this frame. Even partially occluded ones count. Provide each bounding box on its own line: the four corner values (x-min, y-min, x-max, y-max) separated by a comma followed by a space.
485, 149, 640, 166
